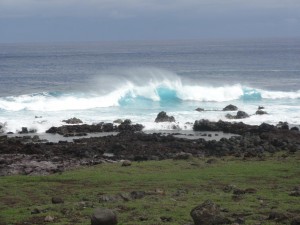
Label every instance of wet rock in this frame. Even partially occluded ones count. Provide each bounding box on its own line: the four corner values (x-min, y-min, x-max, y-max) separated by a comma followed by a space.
195, 108, 204, 112
118, 120, 144, 132
113, 119, 123, 124
226, 111, 249, 119
52, 197, 64, 204
290, 127, 299, 132
223, 104, 238, 111
155, 111, 175, 123
190, 200, 231, 225
277, 122, 289, 130
255, 110, 268, 115
62, 117, 83, 124
121, 160, 132, 167
258, 106, 265, 110
91, 208, 117, 225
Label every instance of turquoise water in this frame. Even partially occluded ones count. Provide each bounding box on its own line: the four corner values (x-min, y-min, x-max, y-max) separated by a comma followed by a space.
0, 38, 300, 133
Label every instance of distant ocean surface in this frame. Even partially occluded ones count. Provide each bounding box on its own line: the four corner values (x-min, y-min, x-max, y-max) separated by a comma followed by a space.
0, 38, 300, 133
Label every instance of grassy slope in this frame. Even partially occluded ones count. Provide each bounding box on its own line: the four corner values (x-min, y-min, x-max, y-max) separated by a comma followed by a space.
0, 153, 299, 225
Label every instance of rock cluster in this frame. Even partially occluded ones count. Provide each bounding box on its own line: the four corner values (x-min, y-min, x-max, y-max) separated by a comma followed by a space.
155, 111, 175, 122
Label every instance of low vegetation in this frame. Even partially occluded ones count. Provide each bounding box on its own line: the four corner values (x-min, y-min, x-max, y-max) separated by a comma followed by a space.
0, 152, 299, 225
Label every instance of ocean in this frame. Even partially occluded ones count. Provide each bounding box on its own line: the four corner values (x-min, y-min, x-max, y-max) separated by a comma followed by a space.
0, 38, 300, 133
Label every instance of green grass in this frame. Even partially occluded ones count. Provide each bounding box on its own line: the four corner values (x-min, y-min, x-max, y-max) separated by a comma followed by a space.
0, 153, 299, 225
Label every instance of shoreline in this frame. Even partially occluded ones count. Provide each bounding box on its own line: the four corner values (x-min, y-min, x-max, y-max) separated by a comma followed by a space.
1, 119, 299, 176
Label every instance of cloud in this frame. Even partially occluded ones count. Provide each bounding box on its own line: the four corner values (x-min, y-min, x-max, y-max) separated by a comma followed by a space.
0, 0, 299, 18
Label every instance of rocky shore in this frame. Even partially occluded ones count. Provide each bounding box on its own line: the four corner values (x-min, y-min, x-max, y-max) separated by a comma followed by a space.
1, 113, 299, 176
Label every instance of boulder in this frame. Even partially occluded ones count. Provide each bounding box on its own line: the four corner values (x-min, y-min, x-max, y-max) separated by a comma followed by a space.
258, 106, 265, 110
277, 122, 289, 130
190, 200, 230, 225
235, 111, 249, 119
226, 111, 249, 119
121, 160, 132, 167
255, 110, 268, 115
52, 197, 64, 204
91, 208, 117, 225
113, 119, 123, 124
290, 127, 299, 132
195, 108, 204, 112
155, 111, 175, 123
62, 117, 83, 124
223, 104, 238, 111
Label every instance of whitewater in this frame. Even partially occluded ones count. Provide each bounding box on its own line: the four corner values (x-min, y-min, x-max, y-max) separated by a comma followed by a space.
0, 39, 300, 133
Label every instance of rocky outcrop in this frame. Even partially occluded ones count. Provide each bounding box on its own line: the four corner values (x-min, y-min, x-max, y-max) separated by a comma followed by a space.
190, 200, 230, 225
91, 208, 117, 225
195, 108, 204, 112
62, 117, 83, 124
223, 104, 238, 111
155, 111, 175, 122
255, 110, 268, 115
226, 111, 249, 119
46, 121, 143, 136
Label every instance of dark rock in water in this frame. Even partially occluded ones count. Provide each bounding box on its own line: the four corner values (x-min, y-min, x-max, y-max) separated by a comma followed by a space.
223, 104, 238, 111
226, 111, 249, 119
52, 197, 64, 204
193, 119, 219, 131
190, 200, 230, 225
118, 120, 144, 132
20, 127, 29, 134
258, 106, 265, 110
91, 208, 117, 225
255, 110, 268, 115
235, 111, 249, 119
290, 127, 299, 132
277, 121, 289, 130
195, 108, 204, 112
113, 119, 123, 124
155, 111, 175, 123
62, 117, 83, 124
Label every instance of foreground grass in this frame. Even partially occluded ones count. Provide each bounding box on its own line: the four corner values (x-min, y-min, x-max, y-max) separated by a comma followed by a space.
0, 153, 299, 225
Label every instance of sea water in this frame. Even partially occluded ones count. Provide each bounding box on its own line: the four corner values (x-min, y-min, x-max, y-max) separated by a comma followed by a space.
0, 38, 300, 133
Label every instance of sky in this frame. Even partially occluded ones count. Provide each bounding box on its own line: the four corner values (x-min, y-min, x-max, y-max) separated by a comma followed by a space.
0, 0, 300, 43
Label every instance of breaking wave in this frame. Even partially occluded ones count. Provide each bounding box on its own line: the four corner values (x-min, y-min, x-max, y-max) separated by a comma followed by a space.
1, 68, 300, 112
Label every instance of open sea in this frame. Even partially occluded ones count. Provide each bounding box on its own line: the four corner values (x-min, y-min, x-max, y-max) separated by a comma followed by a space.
0, 38, 300, 133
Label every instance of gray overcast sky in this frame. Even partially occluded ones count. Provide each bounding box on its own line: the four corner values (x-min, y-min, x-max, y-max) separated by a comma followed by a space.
0, 0, 299, 43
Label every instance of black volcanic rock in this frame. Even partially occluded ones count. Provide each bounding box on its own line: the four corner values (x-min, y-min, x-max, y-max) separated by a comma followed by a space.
62, 117, 83, 124
223, 104, 238, 111
155, 111, 175, 123
226, 111, 249, 119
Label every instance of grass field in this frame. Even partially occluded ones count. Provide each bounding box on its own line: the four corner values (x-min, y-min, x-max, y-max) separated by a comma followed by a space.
0, 152, 299, 225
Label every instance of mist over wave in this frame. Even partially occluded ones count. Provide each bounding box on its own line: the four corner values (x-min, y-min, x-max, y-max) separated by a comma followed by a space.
0, 68, 300, 112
